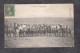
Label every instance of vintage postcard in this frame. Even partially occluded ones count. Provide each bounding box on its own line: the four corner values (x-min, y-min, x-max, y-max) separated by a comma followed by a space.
4, 4, 74, 48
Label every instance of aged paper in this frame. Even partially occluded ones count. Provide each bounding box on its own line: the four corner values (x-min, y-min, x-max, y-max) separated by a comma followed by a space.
4, 4, 74, 48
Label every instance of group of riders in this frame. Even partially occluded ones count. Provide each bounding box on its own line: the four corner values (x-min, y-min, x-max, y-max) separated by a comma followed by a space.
5, 23, 73, 37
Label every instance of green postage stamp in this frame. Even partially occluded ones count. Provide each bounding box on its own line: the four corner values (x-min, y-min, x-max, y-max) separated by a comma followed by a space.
4, 4, 15, 16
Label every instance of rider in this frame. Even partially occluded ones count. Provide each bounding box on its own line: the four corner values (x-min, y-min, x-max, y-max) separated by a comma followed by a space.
13, 22, 18, 32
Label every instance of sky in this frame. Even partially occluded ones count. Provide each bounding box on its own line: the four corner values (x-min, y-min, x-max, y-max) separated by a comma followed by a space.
5, 4, 74, 18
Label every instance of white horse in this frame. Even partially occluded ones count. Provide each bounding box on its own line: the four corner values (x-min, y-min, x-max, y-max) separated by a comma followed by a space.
15, 25, 27, 37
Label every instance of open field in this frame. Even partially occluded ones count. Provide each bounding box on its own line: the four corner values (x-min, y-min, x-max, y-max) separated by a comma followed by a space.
5, 33, 74, 48
4, 18, 74, 48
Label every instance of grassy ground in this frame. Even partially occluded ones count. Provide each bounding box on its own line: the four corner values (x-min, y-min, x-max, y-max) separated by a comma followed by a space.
5, 33, 74, 48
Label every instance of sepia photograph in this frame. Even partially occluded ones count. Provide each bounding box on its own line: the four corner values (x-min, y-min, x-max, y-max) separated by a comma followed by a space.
4, 4, 74, 48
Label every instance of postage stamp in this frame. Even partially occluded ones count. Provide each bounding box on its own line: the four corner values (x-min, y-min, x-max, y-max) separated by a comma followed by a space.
4, 4, 14, 16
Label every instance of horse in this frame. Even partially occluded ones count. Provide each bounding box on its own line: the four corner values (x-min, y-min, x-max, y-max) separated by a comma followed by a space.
57, 25, 72, 37
15, 25, 27, 37
64, 26, 72, 36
